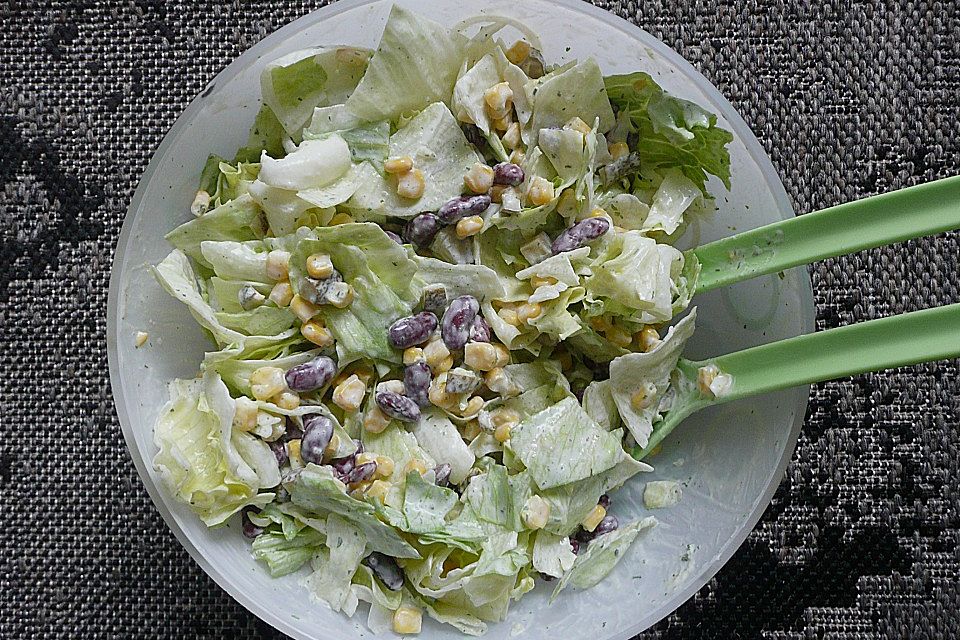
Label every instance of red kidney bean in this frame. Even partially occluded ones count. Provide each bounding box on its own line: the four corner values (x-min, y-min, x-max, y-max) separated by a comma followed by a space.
376, 391, 421, 423
493, 163, 524, 186
551, 217, 611, 254
387, 312, 438, 349
593, 514, 619, 537
364, 552, 404, 591
441, 295, 479, 350
403, 213, 442, 247
345, 462, 377, 484
300, 414, 334, 465
404, 361, 432, 408
330, 455, 355, 478
598, 494, 611, 509
241, 507, 263, 539
269, 440, 288, 467
437, 194, 491, 224
469, 315, 491, 343
285, 356, 337, 392
434, 463, 452, 487
384, 229, 403, 245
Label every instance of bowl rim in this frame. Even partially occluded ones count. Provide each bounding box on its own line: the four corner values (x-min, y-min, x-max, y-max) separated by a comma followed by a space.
106, 1, 815, 638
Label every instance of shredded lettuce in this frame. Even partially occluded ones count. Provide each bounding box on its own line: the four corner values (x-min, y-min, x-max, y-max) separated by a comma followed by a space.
302, 513, 367, 614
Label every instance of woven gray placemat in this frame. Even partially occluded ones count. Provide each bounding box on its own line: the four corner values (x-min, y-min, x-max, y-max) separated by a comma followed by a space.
0, 1, 958, 638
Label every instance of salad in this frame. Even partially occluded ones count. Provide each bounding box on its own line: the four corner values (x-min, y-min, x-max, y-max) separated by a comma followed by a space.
150, 5, 733, 636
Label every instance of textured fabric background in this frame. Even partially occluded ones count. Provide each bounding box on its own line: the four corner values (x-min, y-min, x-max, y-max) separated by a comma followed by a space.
1, 1, 958, 638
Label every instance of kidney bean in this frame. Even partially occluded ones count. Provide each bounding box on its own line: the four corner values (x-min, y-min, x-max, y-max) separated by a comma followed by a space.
285, 356, 337, 392
403, 213, 442, 247
551, 217, 611, 254
404, 361, 432, 408
241, 507, 263, 539
434, 463, 452, 488
364, 552, 404, 591
345, 462, 377, 485
441, 295, 479, 350
384, 229, 404, 245
269, 440, 288, 467
469, 315, 491, 343
598, 494, 611, 509
493, 163, 524, 186
593, 514, 619, 537
387, 312, 438, 349
300, 414, 334, 465
376, 391, 421, 423
330, 455, 355, 478
436, 194, 491, 224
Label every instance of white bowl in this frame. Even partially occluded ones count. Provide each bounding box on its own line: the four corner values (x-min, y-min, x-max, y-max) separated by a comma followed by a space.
107, 1, 815, 638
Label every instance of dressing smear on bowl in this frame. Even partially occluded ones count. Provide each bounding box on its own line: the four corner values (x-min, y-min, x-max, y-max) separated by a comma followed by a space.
148, 4, 733, 635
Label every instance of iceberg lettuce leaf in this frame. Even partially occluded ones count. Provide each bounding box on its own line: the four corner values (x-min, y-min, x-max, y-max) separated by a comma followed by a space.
252, 528, 324, 577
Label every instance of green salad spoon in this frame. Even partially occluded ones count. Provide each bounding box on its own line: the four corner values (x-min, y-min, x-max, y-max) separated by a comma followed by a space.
689, 174, 960, 293
636, 302, 960, 459
632, 175, 960, 459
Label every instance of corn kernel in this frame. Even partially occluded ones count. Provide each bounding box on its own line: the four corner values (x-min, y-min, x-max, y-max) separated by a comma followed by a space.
269, 281, 294, 307
463, 163, 494, 194
275, 391, 300, 410
505, 39, 531, 65
462, 396, 484, 416
232, 397, 259, 432
366, 479, 392, 504
631, 382, 657, 410
456, 215, 484, 239
605, 325, 633, 348
697, 364, 732, 398
134, 331, 149, 347
502, 122, 522, 149
516, 302, 542, 324
349, 480, 373, 498
363, 405, 392, 433
287, 439, 303, 466
324, 433, 341, 459
438, 355, 457, 374
589, 315, 613, 333
526, 176, 555, 206
521, 495, 551, 530
329, 212, 354, 226
306, 253, 334, 279
397, 168, 425, 199
290, 295, 319, 323
608, 141, 629, 160
378, 379, 406, 395
529, 275, 557, 289
581, 504, 606, 532
326, 282, 355, 308
461, 419, 482, 441
375, 455, 395, 479
492, 115, 512, 132
492, 408, 520, 427
636, 326, 661, 352
393, 606, 422, 635
355, 452, 378, 468
301, 321, 334, 347
384, 155, 414, 174
493, 343, 510, 367
403, 347, 424, 365
494, 422, 513, 443
429, 375, 456, 409
266, 250, 291, 281
250, 367, 286, 401
497, 307, 521, 327
403, 458, 428, 477
484, 367, 519, 396
464, 342, 498, 371
423, 339, 451, 369
565, 116, 592, 135
508, 149, 525, 165
333, 374, 367, 412
483, 82, 514, 119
